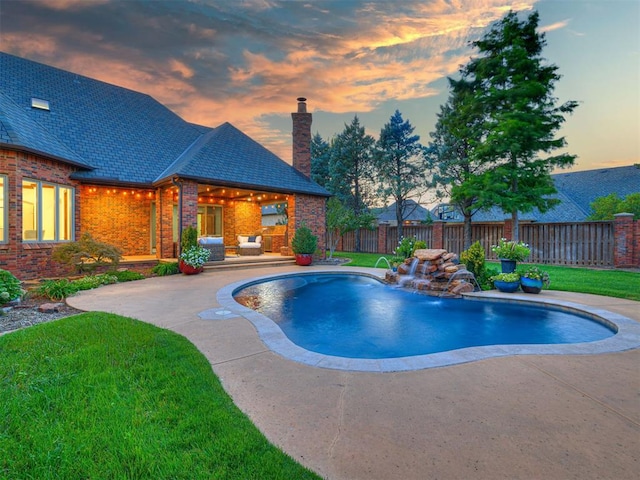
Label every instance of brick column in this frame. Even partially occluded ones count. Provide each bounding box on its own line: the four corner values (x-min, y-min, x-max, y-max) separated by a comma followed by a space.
614, 213, 637, 268
502, 219, 513, 241
156, 186, 175, 259
432, 221, 444, 249
180, 180, 198, 231
378, 224, 388, 253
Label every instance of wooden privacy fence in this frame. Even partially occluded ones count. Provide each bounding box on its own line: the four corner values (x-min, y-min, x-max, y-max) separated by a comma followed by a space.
334, 219, 624, 267
521, 222, 614, 266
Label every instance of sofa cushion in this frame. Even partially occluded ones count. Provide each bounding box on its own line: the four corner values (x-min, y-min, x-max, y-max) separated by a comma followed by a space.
239, 242, 261, 248
238, 235, 262, 245
199, 237, 223, 245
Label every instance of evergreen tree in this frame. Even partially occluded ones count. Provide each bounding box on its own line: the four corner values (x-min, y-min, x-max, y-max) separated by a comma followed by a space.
461, 10, 578, 240
426, 78, 486, 249
329, 116, 376, 251
374, 110, 427, 240
310, 132, 331, 188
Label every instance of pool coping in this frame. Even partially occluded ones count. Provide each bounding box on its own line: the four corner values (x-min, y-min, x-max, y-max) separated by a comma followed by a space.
215, 269, 640, 372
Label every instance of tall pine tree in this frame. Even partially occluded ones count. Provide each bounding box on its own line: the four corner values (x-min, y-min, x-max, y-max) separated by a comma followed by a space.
427, 78, 486, 249
462, 10, 578, 240
374, 110, 427, 240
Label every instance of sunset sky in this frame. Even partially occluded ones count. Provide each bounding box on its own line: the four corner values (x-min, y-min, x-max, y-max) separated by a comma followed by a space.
1, 0, 638, 173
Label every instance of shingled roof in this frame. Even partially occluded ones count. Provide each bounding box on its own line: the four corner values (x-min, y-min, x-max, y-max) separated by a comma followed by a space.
0, 52, 329, 196
376, 199, 430, 224
432, 165, 640, 223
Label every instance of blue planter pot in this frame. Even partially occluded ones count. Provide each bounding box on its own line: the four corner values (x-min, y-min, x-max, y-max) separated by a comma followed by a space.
494, 280, 520, 293
521, 277, 543, 294
500, 259, 517, 273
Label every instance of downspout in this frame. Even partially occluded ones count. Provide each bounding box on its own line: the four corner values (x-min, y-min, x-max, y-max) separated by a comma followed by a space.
172, 176, 183, 256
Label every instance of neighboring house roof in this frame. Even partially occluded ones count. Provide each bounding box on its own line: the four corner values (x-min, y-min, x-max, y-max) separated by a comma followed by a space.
0, 52, 329, 196
431, 165, 640, 223
377, 199, 430, 223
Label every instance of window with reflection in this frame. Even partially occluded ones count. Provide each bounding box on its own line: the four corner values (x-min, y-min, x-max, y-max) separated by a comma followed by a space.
198, 205, 222, 236
22, 179, 74, 241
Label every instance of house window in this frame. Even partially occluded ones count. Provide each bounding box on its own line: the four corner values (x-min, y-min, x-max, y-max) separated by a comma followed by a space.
0, 175, 6, 243
197, 205, 222, 236
22, 179, 74, 242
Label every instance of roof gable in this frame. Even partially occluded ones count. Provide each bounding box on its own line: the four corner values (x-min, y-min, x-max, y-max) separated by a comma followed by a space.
165, 122, 329, 195
377, 199, 429, 222
0, 52, 328, 196
1, 52, 201, 184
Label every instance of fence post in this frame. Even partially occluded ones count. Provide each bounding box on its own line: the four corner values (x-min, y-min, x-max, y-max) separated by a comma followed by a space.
614, 213, 638, 268
377, 224, 388, 254
432, 221, 444, 249
503, 219, 513, 240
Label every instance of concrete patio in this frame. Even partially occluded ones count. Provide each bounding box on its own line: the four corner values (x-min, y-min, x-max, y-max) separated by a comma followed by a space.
67, 265, 640, 480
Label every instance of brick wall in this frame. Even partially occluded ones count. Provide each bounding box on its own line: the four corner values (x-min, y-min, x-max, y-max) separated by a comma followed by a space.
234, 201, 262, 237
80, 185, 154, 255
290, 194, 326, 259
0, 149, 80, 280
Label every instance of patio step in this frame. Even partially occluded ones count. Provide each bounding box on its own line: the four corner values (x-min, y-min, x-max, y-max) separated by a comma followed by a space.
203, 257, 296, 271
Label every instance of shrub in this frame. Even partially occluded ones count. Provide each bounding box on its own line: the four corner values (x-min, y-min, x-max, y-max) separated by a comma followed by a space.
35, 274, 120, 301
460, 241, 486, 279
72, 274, 118, 291
0, 269, 25, 305
35, 279, 79, 301
291, 223, 318, 255
394, 236, 416, 259
181, 225, 199, 251
412, 240, 427, 256
107, 269, 145, 282
52, 233, 123, 273
151, 262, 180, 276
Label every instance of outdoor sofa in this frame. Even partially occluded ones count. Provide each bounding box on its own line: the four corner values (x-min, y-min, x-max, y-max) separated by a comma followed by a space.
198, 236, 225, 261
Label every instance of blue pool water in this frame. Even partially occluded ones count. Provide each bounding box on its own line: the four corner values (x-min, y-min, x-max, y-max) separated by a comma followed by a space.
233, 274, 615, 359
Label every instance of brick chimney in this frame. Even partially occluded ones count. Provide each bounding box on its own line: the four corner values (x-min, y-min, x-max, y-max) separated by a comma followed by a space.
292, 97, 312, 177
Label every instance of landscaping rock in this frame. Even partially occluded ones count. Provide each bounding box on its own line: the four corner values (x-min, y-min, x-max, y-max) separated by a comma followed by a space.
414, 249, 447, 261
386, 249, 476, 297
38, 303, 64, 313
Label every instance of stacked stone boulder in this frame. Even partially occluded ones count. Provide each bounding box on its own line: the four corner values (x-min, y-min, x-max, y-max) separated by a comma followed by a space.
384, 248, 475, 297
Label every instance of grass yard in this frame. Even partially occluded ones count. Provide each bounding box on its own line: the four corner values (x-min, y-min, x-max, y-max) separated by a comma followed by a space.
0, 313, 320, 480
330, 251, 640, 301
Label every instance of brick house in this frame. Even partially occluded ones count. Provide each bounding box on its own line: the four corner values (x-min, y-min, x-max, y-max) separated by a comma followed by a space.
0, 52, 329, 280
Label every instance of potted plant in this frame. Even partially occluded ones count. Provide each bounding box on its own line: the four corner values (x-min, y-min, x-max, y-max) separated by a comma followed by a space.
491, 238, 531, 273
179, 225, 209, 274
179, 245, 211, 275
490, 272, 521, 293
291, 223, 318, 266
519, 266, 550, 294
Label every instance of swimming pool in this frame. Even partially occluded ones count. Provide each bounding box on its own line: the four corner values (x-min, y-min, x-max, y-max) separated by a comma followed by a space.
217, 271, 640, 371
233, 273, 614, 357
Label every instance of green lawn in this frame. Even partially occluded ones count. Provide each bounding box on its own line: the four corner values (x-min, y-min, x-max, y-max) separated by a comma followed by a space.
330, 251, 640, 301
0, 313, 320, 480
